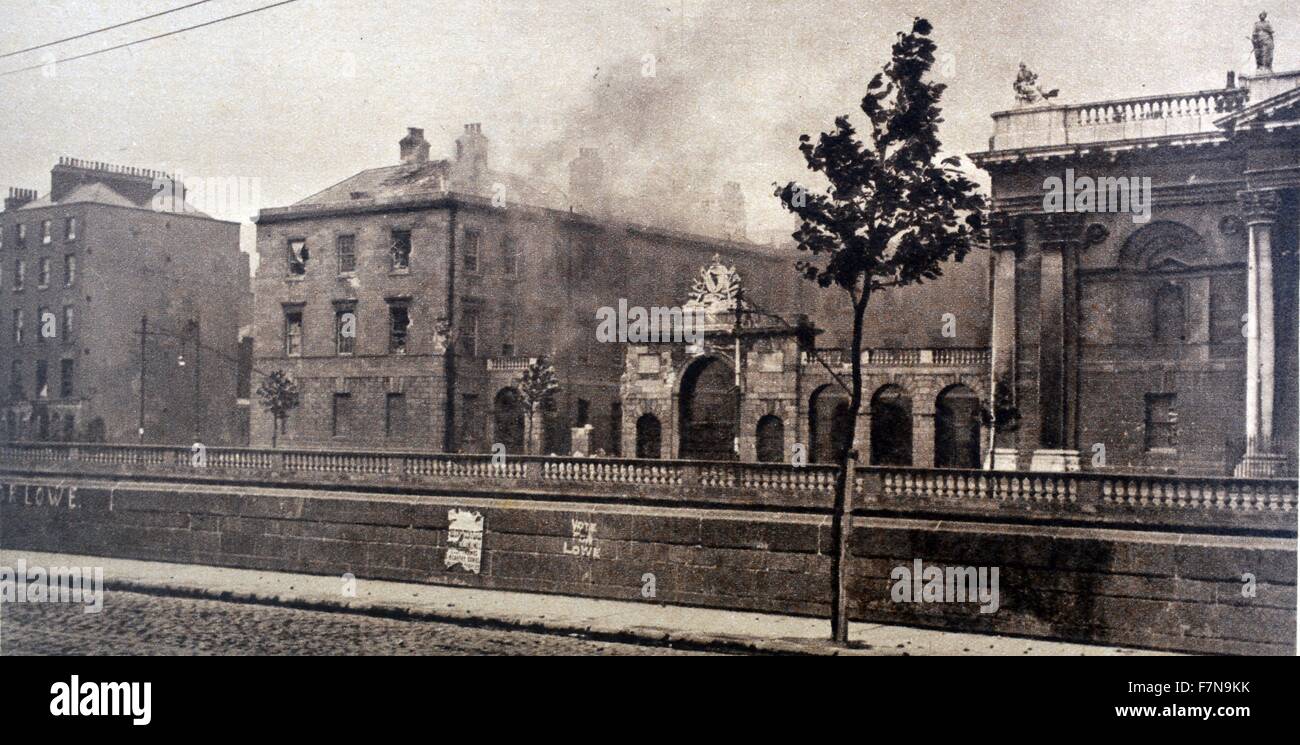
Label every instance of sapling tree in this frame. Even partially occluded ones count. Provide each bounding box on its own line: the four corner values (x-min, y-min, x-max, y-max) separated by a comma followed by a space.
256, 370, 301, 449
516, 357, 560, 455
775, 17, 987, 642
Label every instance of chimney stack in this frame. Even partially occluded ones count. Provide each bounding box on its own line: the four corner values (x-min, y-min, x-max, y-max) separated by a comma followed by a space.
569, 147, 608, 216
452, 124, 489, 187
4, 187, 37, 212
399, 127, 431, 164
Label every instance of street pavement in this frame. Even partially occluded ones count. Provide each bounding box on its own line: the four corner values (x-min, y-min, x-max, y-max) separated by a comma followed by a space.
0, 589, 712, 655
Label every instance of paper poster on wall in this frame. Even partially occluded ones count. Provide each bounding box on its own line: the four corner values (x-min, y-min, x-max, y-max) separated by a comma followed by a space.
445, 508, 484, 574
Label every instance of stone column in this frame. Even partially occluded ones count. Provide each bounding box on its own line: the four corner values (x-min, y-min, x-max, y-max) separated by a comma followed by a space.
988, 212, 1021, 470
1028, 213, 1103, 472
1236, 189, 1286, 476
913, 407, 936, 468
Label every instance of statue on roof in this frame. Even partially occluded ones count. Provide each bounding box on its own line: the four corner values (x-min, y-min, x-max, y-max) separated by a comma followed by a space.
1252, 12, 1274, 72
1013, 62, 1060, 106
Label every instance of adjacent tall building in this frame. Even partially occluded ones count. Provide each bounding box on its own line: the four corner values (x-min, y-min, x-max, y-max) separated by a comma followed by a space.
0, 159, 249, 445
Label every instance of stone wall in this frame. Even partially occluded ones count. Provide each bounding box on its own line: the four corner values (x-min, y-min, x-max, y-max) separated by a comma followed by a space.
1, 472, 1292, 655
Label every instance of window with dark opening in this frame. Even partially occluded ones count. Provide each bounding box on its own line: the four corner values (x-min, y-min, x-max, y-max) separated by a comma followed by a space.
287, 239, 308, 275
60, 359, 74, 398
284, 307, 303, 356
463, 229, 480, 273
1144, 393, 1177, 451
388, 301, 410, 354
390, 230, 412, 271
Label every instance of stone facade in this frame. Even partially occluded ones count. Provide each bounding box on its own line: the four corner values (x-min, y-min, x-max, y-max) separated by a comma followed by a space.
0, 160, 248, 445
972, 70, 1300, 476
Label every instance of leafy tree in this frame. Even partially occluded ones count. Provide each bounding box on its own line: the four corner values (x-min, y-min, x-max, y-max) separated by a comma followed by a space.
774, 17, 987, 642
516, 357, 560, 455
256, 370, 301, 448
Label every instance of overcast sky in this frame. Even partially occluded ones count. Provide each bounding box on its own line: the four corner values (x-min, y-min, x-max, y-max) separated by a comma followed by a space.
0, 0, 1291, 255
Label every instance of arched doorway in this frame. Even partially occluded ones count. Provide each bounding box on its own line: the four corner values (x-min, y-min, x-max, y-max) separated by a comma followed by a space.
678, 357, 737, 460
935, 384, 981, 469
635, 414, 662, 459
492, 388, 525, 454
870, 385, 913, 466
809, 385, 853, 463
755, 415, 784, 463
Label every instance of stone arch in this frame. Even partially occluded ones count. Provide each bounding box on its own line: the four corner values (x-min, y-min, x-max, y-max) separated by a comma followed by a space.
755, 414, 785, 463
1119, 220, 1207, 271
870, 384, 913, 466
678, 355, 736, 460
492, 387, 525, 454
808, 384, 853, 464
935, 383, 982, 469
635, 413, 662, 459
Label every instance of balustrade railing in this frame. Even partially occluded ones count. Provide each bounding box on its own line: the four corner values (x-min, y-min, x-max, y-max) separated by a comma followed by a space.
0, 442, 1293, 531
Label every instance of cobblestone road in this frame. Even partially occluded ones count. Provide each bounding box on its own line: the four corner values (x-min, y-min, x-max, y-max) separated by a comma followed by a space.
0, 590, 714, 656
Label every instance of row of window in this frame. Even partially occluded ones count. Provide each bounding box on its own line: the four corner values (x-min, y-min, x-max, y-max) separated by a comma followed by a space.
0, 217, 77, 249
1, 255, 77, 291
281, 302, 505, 358
11, 306, 76, 344
283, 229, 518, 277
8, 358, 75, 400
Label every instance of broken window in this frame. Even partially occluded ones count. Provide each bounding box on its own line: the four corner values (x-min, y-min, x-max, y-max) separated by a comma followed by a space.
62, 306, 74, 341
41, 220, 51, 245
390, 230, 412, 271
1144, 393, 1177, 451
336, 234, 356, 274
284, 307, 303, 357
63, 255, 76, 287
64, 216, 77, 241
287, 238, 308, 275
388, 300, 410, 354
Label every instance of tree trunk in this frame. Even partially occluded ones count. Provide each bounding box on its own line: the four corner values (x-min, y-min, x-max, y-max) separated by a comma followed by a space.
829, 292, 869, 644
271, 415, 279, 449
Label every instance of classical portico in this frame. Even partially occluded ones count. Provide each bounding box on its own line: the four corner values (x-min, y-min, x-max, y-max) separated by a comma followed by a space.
974, 61, 1300, 476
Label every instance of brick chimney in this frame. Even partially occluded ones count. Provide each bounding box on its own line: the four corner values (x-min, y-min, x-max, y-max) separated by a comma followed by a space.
569, 147, 607, 216
4, 187, 37, 212
452, 123, 489, 186
50, 157, 181, 206
399, 127, 431, 164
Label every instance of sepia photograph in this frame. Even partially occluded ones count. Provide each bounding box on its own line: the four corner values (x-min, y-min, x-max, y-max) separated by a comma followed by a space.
0, 0, 1295, 725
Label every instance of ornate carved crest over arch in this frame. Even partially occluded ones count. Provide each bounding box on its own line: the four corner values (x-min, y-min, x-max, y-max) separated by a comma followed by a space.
1118, 221, 1207, 271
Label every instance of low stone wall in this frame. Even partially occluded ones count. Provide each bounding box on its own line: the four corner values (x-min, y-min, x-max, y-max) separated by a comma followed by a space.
1, 474, 1293, 654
